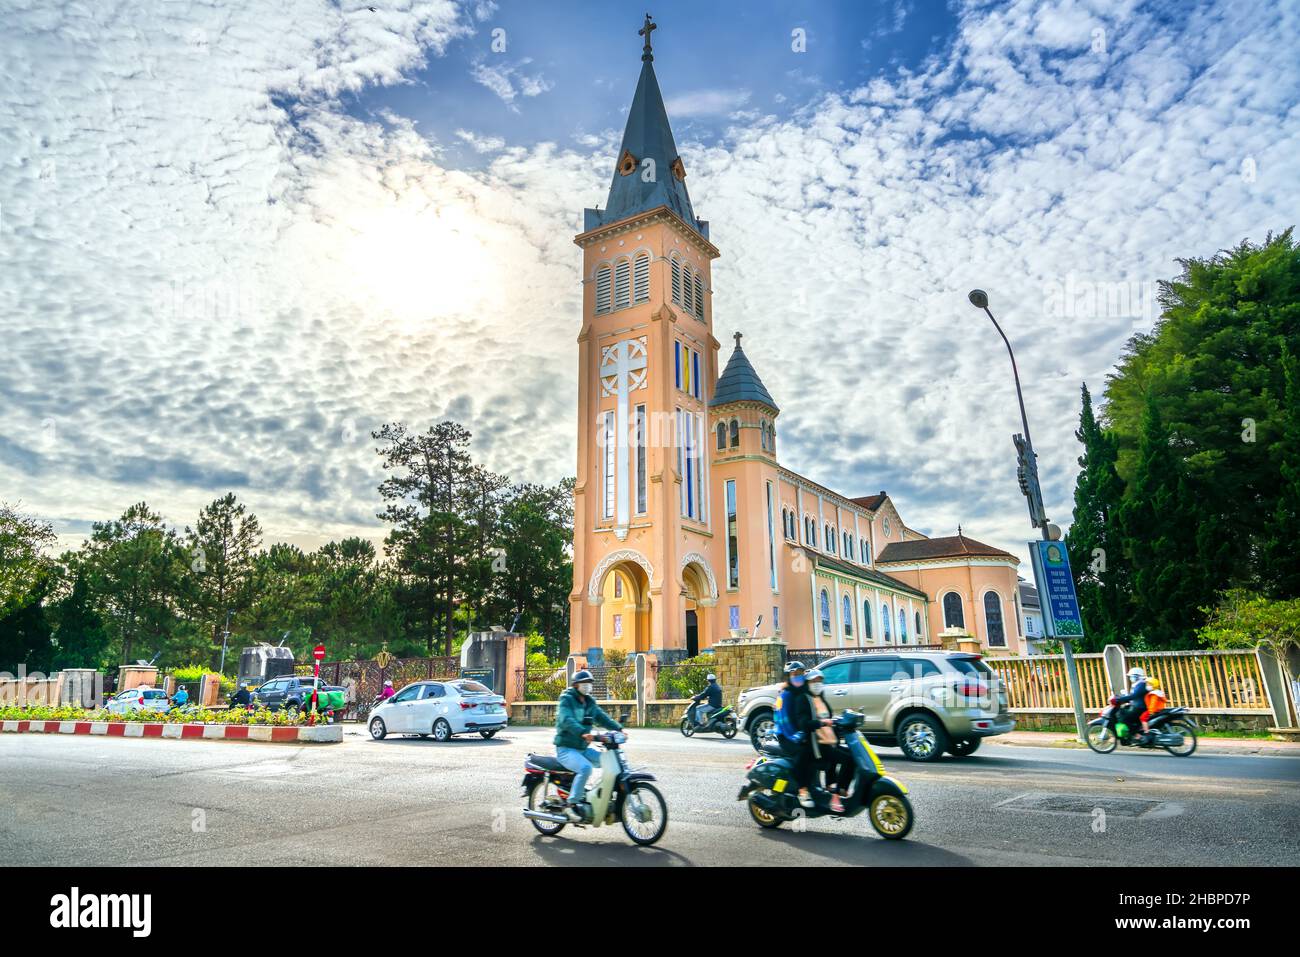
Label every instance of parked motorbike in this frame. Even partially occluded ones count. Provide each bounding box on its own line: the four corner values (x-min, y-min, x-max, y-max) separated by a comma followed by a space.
680, 701, 738, 738
737, 709, 914, 839
1086, 698, 1198, 756
521, 732, 668, 846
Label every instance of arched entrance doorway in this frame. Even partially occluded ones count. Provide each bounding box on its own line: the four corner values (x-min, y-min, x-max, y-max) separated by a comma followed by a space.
598, 560, 651, 654
680, 557, 718, 657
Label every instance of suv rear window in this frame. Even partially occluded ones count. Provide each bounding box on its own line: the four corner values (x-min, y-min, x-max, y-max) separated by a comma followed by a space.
949, 657, 995, 677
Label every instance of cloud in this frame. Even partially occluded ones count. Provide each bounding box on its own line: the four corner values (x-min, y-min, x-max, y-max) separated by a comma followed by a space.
469, 56, 554, 110
665, 88, 752, 117
2, 0, 1297, 574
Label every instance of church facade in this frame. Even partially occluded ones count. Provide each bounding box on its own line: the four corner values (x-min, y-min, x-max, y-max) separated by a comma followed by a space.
569, 21, 1028, 661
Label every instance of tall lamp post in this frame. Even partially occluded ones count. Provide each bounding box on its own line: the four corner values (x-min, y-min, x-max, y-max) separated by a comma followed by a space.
968, 289, 1087, 740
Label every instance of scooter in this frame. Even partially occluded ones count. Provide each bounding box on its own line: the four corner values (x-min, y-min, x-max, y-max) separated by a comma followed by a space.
680, 701, 738, 738
1086, 698, 1198, 756
737, 710, 914, 839
521, 732, 669, 846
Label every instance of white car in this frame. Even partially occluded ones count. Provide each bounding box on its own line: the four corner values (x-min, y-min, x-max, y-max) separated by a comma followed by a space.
106, 687, 173, 715
368, 679, 508, 742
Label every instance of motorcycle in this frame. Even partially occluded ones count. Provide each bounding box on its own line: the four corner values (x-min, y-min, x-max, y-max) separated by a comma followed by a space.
521, 731, 669, 846
1086, 698, 1198, 757
737, 710, 914, 839
680, 701, 738, 738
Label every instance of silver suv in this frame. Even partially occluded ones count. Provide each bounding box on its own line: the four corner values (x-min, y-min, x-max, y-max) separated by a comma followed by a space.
736, 651, 1015, 761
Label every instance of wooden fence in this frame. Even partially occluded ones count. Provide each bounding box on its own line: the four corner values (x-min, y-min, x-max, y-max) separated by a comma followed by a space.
987, 654, 1111, 711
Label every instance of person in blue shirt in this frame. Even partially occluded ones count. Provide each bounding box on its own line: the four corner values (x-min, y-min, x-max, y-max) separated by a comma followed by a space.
172, 685, 189, 708
774, 661, 817, 801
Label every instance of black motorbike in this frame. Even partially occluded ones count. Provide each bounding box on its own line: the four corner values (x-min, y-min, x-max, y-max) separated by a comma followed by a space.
1086, 697, 1198, 757
737, 710, 914, 839
680, 701, 738, 738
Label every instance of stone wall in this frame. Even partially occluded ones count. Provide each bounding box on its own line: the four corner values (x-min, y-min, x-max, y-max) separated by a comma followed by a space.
709, 637, 786, 707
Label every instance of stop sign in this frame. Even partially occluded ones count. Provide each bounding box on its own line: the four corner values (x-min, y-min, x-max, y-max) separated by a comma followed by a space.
313, 644, 325, 661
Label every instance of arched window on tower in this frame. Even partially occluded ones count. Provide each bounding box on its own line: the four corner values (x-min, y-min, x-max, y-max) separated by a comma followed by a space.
613, 258, 631, 309
729, 418, 740, 448
632, 253, 650, 303
716, 421, 727, 450
693, 269, 704, 317
943, 592, 964, 629
820, 590, 831, 636
595, 265, 612, 314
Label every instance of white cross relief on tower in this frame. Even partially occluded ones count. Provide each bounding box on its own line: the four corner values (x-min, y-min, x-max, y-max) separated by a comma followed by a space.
599, 336, 648, 531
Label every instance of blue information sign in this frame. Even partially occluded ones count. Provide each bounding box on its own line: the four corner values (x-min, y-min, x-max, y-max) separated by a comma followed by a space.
1029, 541, 1085, 638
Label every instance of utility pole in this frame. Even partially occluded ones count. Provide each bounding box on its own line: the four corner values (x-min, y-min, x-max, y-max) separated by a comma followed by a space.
969, 290, 1087, 740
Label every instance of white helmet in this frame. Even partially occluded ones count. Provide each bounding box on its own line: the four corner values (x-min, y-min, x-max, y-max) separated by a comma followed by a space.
1126, 666, 1146, 683
384, 679, 393, 687
706, 673, 716, 682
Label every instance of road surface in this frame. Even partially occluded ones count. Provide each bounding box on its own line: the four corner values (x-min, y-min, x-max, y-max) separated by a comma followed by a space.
2, 725, 1296, 866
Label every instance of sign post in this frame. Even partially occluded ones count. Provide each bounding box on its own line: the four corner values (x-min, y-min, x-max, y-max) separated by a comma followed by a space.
1029, 541, 1087, 740
312, 644, 325, 715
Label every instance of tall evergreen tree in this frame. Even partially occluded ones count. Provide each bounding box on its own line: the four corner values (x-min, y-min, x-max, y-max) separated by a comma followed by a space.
1263, 343, 1300, 598
1118, 398, 1208, 648
182, 493, 263, 667
1065, 383, 1130, 649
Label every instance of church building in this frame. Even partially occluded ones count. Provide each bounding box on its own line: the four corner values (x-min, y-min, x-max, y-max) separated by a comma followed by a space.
569, 19, 1027, 661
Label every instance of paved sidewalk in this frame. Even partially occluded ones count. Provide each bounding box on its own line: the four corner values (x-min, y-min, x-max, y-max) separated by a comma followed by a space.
998, 730, 1300, 756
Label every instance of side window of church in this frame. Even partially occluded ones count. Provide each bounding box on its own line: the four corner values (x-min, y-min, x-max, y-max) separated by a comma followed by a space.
943, 592, 964, 629
820, 590, 831, 635
984, 592, 1005, 646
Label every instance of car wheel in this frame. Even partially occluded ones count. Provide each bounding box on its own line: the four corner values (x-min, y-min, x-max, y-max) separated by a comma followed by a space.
480, 729, 498, 739
948, 737, 980, 757
748, 710, 776, 751
369, 717, 387, 740
432, 718, 453, 742
897, 713, 949, 762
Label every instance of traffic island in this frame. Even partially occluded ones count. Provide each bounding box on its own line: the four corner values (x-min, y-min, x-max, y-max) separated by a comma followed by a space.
1, 719, 342, 743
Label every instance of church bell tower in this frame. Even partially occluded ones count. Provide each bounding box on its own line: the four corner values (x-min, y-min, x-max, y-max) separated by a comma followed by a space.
570, 16, 724, 660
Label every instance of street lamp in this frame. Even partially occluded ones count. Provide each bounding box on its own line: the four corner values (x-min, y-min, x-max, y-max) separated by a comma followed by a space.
968, 289, 1085, 739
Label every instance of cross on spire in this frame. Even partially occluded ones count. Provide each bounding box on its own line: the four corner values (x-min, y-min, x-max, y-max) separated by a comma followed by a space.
638, 13, 657, 62
734, 331, 743, 347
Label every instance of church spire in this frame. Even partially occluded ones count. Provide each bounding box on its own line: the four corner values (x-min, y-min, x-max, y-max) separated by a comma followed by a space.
582, 15, 707, 238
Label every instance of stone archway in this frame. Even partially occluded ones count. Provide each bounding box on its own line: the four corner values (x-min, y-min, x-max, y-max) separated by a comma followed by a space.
680, 553, 719, 656
588, 548, 655, 655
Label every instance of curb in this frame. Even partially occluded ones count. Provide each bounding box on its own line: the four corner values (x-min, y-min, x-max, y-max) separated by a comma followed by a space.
993, 735, 1300, 757
0, 719, 343, 743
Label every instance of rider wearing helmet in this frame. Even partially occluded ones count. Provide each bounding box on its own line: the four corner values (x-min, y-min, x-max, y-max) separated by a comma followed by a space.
690, 672, 723, 727
1115, 666, 1151, 741
774, 661, 817, 802
380, 679, 396, 700
555, 668, 625, 822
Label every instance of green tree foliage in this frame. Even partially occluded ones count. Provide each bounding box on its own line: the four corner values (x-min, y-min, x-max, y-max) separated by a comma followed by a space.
1065, 384, 1129, 650
0, 421, 577, 672
1198, 589, 1300, 689
1067, 230, 1300, 648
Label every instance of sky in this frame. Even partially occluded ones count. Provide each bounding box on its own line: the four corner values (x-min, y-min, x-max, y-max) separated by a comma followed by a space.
1, 0, 1298, 571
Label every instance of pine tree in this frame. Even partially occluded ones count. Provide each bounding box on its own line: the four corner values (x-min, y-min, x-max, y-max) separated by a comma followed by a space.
1263, 343, 1300, 598
1065, 383, 1130, 649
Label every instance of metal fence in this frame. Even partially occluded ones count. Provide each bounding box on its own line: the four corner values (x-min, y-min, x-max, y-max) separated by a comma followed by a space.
654, 660, 713, 701
785, 644, 942, 670
296, 656, 460, 719
514, 664, 635, 701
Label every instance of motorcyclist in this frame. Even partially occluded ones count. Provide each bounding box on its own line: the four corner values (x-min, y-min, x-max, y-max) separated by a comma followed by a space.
690, 673, 723, 727
380, 679, 396, 700
230, 683, 252, 708
172, 685, 189, 708
805, 669, 852, 813
555, 668, 625, 822
1114, 666, 1150, 741
774, 661, 817, 804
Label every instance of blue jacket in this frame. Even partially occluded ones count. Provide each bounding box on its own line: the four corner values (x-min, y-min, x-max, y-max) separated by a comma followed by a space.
775, 685, 814, 742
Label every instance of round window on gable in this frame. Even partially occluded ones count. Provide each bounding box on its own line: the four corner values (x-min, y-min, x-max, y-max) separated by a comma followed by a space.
618, 149, 638, 176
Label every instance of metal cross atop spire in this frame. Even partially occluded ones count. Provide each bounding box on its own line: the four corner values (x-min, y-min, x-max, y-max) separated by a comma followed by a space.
639, 13, 657, 61
734, 331, 743, 347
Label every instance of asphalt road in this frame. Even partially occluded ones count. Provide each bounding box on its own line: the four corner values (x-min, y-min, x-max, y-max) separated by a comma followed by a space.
2, 725, 1296, 866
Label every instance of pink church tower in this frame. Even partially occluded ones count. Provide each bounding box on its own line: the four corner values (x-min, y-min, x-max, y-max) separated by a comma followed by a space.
569, 16, 725, 660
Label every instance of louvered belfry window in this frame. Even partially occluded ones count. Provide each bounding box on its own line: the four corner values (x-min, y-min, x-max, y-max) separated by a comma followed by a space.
671, 256, 682, 305
633, 253, 650, 303
595, 265, 612, 314
614, 259, 631, 309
